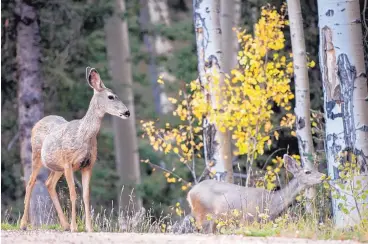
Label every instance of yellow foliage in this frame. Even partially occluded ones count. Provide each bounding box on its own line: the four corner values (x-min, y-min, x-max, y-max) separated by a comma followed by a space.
157, 76, 164, 84
139, 5, 314, 189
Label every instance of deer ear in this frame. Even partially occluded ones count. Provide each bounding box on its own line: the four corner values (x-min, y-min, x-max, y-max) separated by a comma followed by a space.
86, 67, 105, 92
283, 154, 301, 175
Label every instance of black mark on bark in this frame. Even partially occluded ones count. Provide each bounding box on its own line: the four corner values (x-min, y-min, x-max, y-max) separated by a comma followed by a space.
326, 101, 343, 119
205, 123, 218, 163
205, 55, 220, 69
194, 0, 203, 9
357, 125, 368, 132
354, 149, 368, 173
325, 9, 334, 16
337, 54, 356, 150
326, 133, 341, 155
296, 116, 306, 130
333, 166, 339, 180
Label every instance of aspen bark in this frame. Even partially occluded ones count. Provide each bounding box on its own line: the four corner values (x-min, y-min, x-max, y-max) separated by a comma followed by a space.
193, 0, 232, 182
220, 0, 241, 183
140, 0, 174, 114
139, 0, 161, 114
286, 0, 317, 213
317, 0, 368, 227
105, 0, 142, 210
15, 0, 52, 226
221, 0, 241, 71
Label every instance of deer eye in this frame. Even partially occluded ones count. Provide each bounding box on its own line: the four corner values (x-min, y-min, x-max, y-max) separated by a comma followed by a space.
108, 95, 114, 100
305, 170, 311, 175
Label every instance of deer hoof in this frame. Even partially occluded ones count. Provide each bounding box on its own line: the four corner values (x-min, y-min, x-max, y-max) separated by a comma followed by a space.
62, 224, 70, 231
20, 224, 27, 231
70, 225, 78, 232
86, 227, 93, 232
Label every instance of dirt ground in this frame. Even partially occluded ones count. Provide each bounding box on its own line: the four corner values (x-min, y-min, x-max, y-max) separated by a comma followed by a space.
1, 231, 363, 244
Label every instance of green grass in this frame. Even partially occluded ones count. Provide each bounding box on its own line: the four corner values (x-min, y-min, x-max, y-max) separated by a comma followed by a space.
2, 216, 367, 242
215, 215, 368, 242
40, 224, 63, 230
1, 223, 19, 230
2, 194, 367, 242
1, 223, 64, 231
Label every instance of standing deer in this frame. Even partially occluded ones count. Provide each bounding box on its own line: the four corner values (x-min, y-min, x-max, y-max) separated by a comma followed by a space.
20, 67, 130, 232
187, 154, 324, 233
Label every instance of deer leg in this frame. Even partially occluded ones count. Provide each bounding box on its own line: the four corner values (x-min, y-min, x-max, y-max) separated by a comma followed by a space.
81, 168, 93, 232
45, 171, 70, 231
20, 153, 42, 230
64, 166, 77, 232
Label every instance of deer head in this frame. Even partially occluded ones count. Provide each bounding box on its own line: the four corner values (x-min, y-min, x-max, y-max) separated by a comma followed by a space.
283, 154, 324, 186
86, 67, 130, 119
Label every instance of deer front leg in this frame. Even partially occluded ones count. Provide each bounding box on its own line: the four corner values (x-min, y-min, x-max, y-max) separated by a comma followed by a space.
64, 165, 77, 232
81, 168, 93, 232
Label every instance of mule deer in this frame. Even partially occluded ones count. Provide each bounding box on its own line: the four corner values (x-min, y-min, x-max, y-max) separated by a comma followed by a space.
187, 154, 324, 233
20, 67, 130, 232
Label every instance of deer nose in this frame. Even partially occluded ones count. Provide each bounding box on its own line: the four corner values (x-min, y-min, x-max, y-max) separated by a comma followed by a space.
123, 110, 130, 117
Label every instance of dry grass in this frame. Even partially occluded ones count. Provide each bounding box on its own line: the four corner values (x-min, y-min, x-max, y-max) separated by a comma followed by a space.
1, 188, 367, 243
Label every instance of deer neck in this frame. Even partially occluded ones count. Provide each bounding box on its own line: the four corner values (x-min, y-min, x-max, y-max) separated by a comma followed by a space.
269, 178, 305, 218
79, 96, 105, 140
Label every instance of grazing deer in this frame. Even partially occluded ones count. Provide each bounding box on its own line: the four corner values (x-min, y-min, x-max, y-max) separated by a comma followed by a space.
187, 154, 324, 233
20, 67, 130, 232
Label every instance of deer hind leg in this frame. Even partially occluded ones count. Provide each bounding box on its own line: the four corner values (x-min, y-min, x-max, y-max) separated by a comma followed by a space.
187, 193, 210, 233
64, 165, 77, 232
20, 152, 42, 230
45, 171, 70, 231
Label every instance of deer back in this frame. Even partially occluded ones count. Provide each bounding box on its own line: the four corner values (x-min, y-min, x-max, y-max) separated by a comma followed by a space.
188, 179, 271, 221
31, 115, 68, 154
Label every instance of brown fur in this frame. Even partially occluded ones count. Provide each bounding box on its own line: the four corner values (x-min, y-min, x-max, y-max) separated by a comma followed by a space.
187, 191, 208, 229
20, 67, 130, 232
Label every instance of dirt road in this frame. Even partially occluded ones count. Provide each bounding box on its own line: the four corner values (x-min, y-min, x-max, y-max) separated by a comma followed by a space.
1, 231, 362, 244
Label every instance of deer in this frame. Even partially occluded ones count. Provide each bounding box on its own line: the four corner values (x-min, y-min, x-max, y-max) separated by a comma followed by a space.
20, 67, 130, 232
187, 154, 325, 233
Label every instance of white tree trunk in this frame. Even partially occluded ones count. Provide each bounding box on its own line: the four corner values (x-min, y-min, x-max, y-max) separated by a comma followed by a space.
220, 0, 241, 183
318, 0, 368, 227
105, 0, 142, 210
287, 0, 317, 213
221, 0, 241, 71
146, 0, 174, 114
193, 0, 232, 182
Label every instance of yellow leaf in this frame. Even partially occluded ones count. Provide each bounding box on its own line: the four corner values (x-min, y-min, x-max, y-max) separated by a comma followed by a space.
157, 78, 164, 84
168, 97, 177, 104
164, 144, 172, 154
181, 144, 188, 152
173, 147, 179, 154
